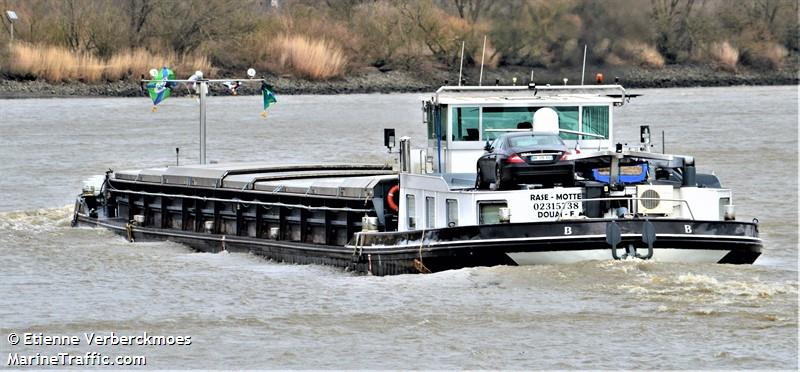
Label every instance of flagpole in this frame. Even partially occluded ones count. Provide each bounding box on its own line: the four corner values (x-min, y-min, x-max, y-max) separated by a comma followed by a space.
199, 80, 207, 165
458, 41, 465, 86
141, 76, 265, 165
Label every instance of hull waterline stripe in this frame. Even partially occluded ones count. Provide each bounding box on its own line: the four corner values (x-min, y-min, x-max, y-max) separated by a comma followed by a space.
79, 215, 760, 256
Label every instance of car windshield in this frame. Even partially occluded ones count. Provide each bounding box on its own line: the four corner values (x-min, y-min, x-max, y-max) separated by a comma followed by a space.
507, 135, 562, 148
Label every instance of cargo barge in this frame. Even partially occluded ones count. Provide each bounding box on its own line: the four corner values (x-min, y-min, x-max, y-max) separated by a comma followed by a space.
73, 83, 762, 275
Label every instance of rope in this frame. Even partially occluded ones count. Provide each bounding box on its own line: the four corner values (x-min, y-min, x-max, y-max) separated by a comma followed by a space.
363, 190, 372, 206
414, 228, 431, 274
350, 232, 364, 272
125, 222, 135, 242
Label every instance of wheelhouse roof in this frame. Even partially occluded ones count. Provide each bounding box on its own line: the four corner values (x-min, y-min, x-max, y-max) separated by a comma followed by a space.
429, 85, 626, 106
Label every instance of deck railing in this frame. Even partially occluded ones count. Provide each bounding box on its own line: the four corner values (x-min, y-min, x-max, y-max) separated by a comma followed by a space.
556, 196, 696, 221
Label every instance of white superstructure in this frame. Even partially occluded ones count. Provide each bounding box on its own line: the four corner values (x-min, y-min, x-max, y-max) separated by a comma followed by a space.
397, 84, 735, 233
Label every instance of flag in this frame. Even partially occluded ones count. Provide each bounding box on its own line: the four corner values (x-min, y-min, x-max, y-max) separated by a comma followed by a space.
261, 82, 277, 117
223, 81, 242, 95
146, 67, 175, 112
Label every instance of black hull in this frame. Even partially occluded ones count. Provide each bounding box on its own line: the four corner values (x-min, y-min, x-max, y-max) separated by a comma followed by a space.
75, 213, 762, 276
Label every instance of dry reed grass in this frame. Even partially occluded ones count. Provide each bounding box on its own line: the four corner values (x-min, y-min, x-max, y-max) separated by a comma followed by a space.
759, 42, 788, 68
7, 43, 212, 82
635, 44, 665, 68
263, 34, 347, 80
8, 43, 104, 82
616, 41, 665, 68
103, 49, 212, 80
740, 41, 789, 69
708, 41, 739, 71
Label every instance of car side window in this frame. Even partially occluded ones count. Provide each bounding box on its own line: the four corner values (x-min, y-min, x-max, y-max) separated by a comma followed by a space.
493, 139, 502, 151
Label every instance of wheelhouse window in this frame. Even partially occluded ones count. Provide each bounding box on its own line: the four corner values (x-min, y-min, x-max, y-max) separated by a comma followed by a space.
446, 199, 458, 227
452, 106, 480, 141
508, 134, 563, 147
481, 107, 535, 141
425, 197, 435, 228
448, 105, 604, 142
554, 107, 579, 140
479, 106, 579, 141
478, 201, 508, 225
406, 194, 416, 229
582, 106, 609, 139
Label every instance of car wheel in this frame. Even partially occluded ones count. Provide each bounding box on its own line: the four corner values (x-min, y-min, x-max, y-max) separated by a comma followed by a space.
476, 168, 486, 189
495, 166, 503, 190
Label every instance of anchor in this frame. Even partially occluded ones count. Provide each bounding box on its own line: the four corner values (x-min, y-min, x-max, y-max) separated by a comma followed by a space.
638, 219, 656, 259
606, 220, 656, 260
606, 220, 623, 259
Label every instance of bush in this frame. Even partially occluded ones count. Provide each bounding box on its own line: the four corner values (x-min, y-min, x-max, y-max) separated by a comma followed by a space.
616, 41, 665, 68
351, 1, 422, 68
489, 1, 580, 67
741, 41, 789, 69
472, 38, 499, 70
707, 41, 739, 72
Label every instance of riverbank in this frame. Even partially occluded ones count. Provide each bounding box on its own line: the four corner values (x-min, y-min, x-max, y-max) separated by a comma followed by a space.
0, 64, 796, 98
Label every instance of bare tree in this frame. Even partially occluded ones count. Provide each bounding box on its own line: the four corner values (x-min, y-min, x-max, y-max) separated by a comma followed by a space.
397, 0, 450, 61
60, 0, 84, 51
124, 0, 157, 47
155, 0, 258, 54
451, 0, 493, 22
651, 0, 696, 62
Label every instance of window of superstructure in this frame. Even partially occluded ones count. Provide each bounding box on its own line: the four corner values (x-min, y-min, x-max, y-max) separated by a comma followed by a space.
478, 201, 508, 225
406, 194, 416, 229
425, 197, 435, 228
446, 199, 458, 227
481, 107, 535, 141
479, 106, 579, 141
582, 106, 609, 139
554, 107, 579, 140
452, 106, 480, 141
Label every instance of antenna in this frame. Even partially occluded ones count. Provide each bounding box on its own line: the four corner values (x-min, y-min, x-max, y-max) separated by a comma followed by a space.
530, 69, 534, 83
581, 44, 587, 85
479, 35, 487, 86
458, 41, 465, 86
198, 79, 207, 164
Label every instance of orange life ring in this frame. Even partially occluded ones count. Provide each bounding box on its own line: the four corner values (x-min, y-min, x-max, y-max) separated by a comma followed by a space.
387, 184, 400, 212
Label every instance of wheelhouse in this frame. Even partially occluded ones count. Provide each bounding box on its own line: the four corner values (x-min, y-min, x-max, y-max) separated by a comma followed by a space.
422, 85, 626, 173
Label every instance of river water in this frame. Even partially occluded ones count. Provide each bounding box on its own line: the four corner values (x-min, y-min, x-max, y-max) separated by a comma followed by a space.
0, 86, 796, 369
